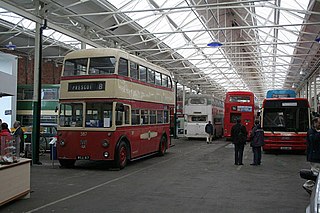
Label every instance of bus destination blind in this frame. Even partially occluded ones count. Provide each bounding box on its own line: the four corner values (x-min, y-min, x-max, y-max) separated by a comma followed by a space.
68, 81, 105, 92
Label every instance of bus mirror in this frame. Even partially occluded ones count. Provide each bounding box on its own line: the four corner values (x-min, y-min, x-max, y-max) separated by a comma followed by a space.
116, 103, 124, 111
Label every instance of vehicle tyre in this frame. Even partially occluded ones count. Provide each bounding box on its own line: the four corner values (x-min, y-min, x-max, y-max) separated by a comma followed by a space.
115, 141, 128, 169
59, 159, 76, 168
158, 136, 167, 156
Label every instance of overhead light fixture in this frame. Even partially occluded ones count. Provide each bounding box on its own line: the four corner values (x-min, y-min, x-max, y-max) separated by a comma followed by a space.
315, 37, 320, 43
5, 41, 16, 50
299, 69, 305, 75
207, 41, 223, 47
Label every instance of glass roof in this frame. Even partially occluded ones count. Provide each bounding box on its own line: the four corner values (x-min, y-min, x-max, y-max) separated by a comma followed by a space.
0, 0, 316, 101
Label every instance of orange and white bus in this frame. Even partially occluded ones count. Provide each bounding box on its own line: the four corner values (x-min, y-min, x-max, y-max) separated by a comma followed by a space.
57, 48, 174, 169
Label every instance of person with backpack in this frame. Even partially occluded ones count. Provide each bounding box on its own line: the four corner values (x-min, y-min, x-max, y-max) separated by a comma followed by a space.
231, 118, 247, 165
250, 120, 265, 166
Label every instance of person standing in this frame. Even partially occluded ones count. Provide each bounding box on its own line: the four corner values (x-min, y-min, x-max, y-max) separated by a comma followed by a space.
250, 120, 264, 166
231, 118, 247, 165
303, 117, 320, 193
13, 121, 25, 154
205, 121, 214, 144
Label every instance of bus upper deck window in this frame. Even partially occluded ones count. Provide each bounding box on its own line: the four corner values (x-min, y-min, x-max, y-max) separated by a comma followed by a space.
139, 66, 147, 82
118, 58, 128, 77
64, 58, 88, 76
89, 57, 115, 75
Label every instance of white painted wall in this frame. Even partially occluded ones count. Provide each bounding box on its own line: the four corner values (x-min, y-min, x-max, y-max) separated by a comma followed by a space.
0, 52, 18, 128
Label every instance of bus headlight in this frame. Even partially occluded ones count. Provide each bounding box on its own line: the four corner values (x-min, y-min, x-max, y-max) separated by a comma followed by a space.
103, 152, 109, 158
60, 140, 65, 146
102, 139, 109, 147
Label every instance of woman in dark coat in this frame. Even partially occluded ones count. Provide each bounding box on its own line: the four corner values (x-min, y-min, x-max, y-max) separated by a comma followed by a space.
250, 120, 265, 166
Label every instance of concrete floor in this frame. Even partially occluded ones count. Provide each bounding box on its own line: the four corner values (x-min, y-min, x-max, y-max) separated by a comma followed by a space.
0, 138, 311, 213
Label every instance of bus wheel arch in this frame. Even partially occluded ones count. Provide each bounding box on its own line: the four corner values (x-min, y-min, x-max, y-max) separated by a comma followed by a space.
114, 136, 131, 169
158, 134, 167, 156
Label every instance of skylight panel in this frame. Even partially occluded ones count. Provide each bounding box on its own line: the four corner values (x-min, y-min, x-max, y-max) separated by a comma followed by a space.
162, 34, 188, 49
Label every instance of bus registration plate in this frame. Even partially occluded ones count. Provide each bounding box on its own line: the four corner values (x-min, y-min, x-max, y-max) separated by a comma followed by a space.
280, 147, 292, 150
77, 156, 90, 160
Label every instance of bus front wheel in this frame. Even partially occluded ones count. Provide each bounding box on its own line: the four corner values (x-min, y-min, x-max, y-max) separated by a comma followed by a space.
59, 159, 75, 168
158, 136, 167, 156
115, 141, 128, 169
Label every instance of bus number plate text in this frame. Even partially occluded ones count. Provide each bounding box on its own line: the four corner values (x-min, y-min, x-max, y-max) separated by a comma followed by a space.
280, 147, 292, 150
77, 156, 90, 160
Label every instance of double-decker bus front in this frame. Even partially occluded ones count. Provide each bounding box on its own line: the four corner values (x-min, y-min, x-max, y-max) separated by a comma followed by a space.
184, 96, 211, 139
57, 48, 174, 169
261, 98, 310, 151
184, 95, 224, 139
224, 91, 256, 140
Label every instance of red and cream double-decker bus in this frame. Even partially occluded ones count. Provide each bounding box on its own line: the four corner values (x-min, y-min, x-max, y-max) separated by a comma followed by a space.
224, 91, 259, 140
57, 48, 174, 169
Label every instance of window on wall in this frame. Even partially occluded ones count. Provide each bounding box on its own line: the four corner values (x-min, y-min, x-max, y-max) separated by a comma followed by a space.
168, 77, 172, 88
162, 75, 168, 88
155, 72, 161, 86
130, 62, 139, 80
139, 66, 147, 82
59, 103, 83, 127
148, 69, 155, 84
89, 57, 116, 75
141, 110, 149, 125
85, 102, 113, 128
124, 105, 130, 125
41, 88, 59, 100
131, 109, 140, 125
157, 111, 163, 124
164, 110, 169, 123
150, 110, 156, 124
118, 58, 128, 76
64, 58, 88, 76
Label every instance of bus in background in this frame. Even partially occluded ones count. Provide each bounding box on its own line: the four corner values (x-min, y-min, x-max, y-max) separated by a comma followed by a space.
266, 89, 296, 98
184, 94, 224, 139
261, 90, 310, 151
57, 48, 174, 169
224, 91, 259, 140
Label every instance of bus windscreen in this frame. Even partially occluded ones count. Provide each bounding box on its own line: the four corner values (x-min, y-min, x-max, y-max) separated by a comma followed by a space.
263, 107, 309, 132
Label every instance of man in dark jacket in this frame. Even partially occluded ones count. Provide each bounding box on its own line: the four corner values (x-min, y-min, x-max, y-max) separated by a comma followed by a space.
303, 117, 320, 193
205, 121, 214, 144
231, 119, 247, 165
250, 120, 265, 166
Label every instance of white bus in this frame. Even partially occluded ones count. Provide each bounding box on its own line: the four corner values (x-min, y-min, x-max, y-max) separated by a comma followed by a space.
184, 94, 224, 139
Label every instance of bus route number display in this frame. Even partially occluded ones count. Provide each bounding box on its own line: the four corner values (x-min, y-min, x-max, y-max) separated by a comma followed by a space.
237, 106, 252, 112
68, 81, 105, 91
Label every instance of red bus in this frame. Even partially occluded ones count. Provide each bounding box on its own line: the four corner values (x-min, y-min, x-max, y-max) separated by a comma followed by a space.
57, 48, 174, 169
261, 96, 310, 151
224, 91, 259, 140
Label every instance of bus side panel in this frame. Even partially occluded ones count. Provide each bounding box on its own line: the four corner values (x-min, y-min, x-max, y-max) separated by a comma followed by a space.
57, 125, 170, 162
